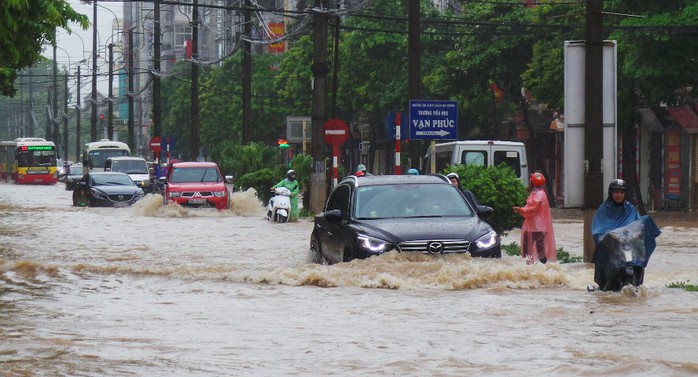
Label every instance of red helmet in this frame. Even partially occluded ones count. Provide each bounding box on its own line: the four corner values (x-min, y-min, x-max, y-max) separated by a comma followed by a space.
530, 172, 545, 187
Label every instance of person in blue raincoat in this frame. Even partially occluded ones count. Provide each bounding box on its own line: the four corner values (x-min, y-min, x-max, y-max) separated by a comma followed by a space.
591, 179, 641, 244
273, 169, 300, 221
591, 179, 661, 291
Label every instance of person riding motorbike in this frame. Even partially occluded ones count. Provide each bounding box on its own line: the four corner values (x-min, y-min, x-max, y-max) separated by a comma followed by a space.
590, 179, 661, 291
272, 169, 300, 221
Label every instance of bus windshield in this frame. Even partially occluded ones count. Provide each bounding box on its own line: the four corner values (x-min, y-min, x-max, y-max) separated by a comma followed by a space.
17, 149, 56, 167
88, 150, 129, 169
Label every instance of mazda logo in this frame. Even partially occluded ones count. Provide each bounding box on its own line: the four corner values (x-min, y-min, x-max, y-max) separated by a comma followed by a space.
118, 195, 124, 201
428, 242, 443, 254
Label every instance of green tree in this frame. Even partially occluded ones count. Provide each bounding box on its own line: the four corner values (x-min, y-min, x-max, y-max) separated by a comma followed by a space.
0, 0, 88, 96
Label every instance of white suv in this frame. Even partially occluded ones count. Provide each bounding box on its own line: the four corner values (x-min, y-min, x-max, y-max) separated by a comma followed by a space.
104, 156, 154, 193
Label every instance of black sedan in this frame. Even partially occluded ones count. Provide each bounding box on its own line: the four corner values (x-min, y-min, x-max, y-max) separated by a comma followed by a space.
72, 172, 145, 207
310, 174, 501, 264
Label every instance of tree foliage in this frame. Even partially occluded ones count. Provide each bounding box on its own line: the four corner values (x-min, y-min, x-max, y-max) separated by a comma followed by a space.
0, 0, 88, 96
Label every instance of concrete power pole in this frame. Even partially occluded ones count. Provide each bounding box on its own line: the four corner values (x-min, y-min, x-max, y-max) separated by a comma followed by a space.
76, 66, 81, 160
242, 0, 252, 144
582, 0, 605, 262
153, 0, 162, 139
191, 0, 200, 160
108, 43, 114, 140
90, 0, 98, 142
309, 2, 329, 214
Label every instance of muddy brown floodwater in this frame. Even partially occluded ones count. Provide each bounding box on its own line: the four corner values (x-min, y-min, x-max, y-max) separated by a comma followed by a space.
1, 183, 697, 376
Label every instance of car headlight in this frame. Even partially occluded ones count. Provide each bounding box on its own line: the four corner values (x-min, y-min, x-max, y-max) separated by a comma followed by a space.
90, 188, 107, 198
213, 190, 227, 198
168, 191, 182, 198
475, 231, 500, 249
357, 234, 391, 253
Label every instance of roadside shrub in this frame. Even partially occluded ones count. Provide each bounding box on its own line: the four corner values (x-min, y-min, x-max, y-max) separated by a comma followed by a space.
444, 164, 528, 234
501, 242, 582, 263
213, 141, 281, 179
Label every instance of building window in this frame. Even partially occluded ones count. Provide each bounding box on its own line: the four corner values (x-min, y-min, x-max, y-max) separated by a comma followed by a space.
175, 24, 192, 48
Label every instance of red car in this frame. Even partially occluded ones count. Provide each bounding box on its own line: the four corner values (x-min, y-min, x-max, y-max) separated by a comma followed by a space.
161, 161, 233, 210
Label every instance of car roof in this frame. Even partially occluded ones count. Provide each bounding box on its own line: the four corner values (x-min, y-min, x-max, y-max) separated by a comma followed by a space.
106, 156, 146, 161
89, 171, 130, 176
340, 174, 450, 187
171, 161, 218, 168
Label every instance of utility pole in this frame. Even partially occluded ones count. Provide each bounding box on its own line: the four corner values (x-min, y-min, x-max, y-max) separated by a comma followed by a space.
406, 0, 422, 171
128, 28, 135, 153
242, 0, 252, 144
108, 43, 114, 140
583, 0, 605, 262
52, 43, 59, 145
91, 0, 98, 142
153, 0, 162, 139
191, 0, 200, 160
309, 1, 329, 214
63, 73, 69, 161
28, 68, 34, 137
76, 66, 82, 160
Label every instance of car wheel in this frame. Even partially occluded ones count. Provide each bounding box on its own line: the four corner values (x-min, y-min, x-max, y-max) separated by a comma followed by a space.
342, 247, 356, 263
309, 236, 328, 265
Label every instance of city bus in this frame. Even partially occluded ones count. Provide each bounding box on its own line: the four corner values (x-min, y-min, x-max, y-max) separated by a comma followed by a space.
82, 139, 131, 172
0, 137, 59, 184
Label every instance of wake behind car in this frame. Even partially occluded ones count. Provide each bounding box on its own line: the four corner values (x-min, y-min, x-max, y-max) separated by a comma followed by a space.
161, 161, 233, 210
310, 174, 501, 264
72, 172, 145, 207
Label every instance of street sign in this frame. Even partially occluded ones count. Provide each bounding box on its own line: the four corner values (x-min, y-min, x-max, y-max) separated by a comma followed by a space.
160, 137, 176, 151
149, 136, 162, 153
408, 100, 458, 140
323, 118, 349, 145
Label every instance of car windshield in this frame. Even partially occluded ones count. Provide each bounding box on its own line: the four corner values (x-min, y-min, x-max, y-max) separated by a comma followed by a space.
169, 167, 221, 183
68, 165, 84, 175
111, 160, 148, 174
91, 174, 135, 186
354, 183, 474, 219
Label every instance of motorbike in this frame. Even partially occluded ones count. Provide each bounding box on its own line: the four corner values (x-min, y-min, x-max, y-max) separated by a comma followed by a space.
592, 216, 661, 292
267, 187, 292, 223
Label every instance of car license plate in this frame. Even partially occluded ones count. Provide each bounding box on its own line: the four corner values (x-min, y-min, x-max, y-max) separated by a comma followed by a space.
114, 202, 128, 208
188, 198, 206, 204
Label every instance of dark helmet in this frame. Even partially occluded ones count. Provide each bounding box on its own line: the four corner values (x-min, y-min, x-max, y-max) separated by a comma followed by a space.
286, 169, 297, 178
530, 172, 545, 187
608, 178, 628, 197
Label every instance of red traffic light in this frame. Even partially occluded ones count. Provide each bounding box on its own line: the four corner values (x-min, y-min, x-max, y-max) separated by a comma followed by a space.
99, 114, 105, 120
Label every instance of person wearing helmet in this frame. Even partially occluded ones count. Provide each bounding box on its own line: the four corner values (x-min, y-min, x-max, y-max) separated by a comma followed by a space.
406, 168, 419, 175
591, 178, 640, 245
446, 172, 491, 214
513, 172, 556, 264
272, 169, 300, 221
355, 163, 372, 177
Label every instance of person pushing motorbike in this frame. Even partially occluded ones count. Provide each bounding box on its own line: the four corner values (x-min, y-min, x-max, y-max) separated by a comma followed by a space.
272, 169, 300, 221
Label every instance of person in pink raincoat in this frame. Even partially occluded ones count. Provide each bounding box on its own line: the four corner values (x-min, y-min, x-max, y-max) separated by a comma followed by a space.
512, 172, 556, 264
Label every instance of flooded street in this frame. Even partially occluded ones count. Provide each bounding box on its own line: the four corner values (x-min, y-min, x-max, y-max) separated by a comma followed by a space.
1, 182, 697, 376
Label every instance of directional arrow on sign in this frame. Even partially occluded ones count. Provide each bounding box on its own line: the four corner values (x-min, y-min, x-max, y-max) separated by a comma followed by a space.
415, 130, 451, 137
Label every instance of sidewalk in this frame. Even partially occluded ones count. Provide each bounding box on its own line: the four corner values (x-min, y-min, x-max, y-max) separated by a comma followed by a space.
550, 207, 696, 228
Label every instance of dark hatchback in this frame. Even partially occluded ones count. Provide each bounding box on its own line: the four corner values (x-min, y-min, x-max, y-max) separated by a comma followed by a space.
310, 175, 501, 264
72, 172, 145, 207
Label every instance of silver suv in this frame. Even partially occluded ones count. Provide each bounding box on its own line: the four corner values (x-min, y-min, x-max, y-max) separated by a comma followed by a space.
104, 156, 153, 193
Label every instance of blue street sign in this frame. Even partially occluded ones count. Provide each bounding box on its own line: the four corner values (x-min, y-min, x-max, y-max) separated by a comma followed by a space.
161, 136, 176, 151
384, 111, 407, 141
408, 100, 458, 140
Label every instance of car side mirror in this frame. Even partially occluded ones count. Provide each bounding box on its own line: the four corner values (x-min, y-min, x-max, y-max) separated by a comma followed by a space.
477, 205, 494, 219
323, 209, 343, 222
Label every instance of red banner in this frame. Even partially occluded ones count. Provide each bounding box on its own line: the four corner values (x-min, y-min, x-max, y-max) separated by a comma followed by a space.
268, 22, 285, 54
665, 129, 681, 197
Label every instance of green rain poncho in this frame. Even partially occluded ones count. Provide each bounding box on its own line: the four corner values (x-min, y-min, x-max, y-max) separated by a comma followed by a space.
274, 177, 300, 220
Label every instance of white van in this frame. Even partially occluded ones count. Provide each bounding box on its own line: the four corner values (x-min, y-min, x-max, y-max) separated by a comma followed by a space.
423, 140, 529, 184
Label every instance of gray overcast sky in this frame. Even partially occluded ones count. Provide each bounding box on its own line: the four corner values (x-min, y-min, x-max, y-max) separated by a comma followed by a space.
47, 1, 124, 95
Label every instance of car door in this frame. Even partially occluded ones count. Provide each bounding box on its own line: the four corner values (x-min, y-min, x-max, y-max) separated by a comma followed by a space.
316, 184, 352, 263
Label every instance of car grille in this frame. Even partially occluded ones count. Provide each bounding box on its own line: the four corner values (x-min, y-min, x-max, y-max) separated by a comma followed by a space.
398, 240, 471, 254
108, 194, 134, 202
181, 191, 214, 197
